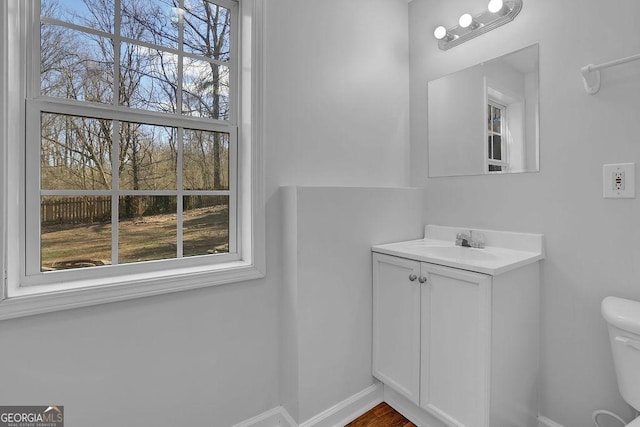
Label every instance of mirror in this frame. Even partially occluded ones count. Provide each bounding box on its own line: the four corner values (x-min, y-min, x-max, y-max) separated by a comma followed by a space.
427, 44, 539, 177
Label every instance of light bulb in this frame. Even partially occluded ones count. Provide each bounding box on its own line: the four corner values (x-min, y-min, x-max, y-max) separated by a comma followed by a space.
458, 13, 473, 28
433, 26, 447, 40
488, 0, 504, 13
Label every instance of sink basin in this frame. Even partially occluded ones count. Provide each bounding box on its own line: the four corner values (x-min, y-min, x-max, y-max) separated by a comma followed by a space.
410, 245, 497, 261
404, 241, 452, 248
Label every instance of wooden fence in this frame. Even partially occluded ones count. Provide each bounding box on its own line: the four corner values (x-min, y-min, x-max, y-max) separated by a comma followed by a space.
41, 195, 227, 225
41, 196, 111, 225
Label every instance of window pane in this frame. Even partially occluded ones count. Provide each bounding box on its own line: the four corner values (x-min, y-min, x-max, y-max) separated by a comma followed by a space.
41, 113, 113, 190
42, 0, 115, 34
488, 165, 502, 172
492, 106, 501, 133
183, 58, 230, 120
41, 24, 114, 103
183, 129, 229, 190
183, 1, 231, 61
41, 196, 112, 272
118, 196, 177, 264
493, 135, 502, 160
120, 42, 178, 113
119, 122, 177, 190
35, 0, 238, 277
121, 0, 179, 49
183, 195, 229, 257
487, 135, 492, 158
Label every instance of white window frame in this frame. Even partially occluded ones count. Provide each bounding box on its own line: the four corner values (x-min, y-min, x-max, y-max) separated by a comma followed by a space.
485, 77, 528, 174
486, 99, 509, 173
0, 0, 265, 320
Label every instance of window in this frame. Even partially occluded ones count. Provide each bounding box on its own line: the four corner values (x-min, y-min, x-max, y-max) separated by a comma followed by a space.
487, 101, 508, 173
486, 79, 528, 174
0, 0, 265, 319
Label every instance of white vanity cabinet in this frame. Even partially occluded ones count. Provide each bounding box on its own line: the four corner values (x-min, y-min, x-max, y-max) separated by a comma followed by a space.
420, 261, 492, 427
372, 225, 543, 427
372, 254, 422, 405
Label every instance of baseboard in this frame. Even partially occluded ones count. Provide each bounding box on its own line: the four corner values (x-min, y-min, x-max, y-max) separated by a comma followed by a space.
299, 382, 384, 427
382, 385, 447, 427
233, 383, 383, 427
231, 406, 297, 427
233, 390, 564, 427
383, 386, 558, 427
537, 415, 565, 427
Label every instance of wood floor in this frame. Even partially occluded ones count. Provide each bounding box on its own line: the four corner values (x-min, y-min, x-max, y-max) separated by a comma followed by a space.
345, 402, 416, 427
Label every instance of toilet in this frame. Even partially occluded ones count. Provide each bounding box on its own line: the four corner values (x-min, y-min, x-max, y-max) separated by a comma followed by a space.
602, 296, 640, 426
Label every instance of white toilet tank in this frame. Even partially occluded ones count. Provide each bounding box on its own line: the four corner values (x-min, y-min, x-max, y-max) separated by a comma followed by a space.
602, 296, 640, 412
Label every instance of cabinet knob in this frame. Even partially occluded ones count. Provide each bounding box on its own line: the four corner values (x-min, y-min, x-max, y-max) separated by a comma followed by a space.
409, 274, 418, 282
418, 276, 427, 284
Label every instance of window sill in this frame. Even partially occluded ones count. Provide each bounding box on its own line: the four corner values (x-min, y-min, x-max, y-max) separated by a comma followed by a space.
0, 261, 265, 320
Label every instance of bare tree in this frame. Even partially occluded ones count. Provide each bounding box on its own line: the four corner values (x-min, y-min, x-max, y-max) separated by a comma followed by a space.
40, 0, 229, 198
125, 0, 231, 189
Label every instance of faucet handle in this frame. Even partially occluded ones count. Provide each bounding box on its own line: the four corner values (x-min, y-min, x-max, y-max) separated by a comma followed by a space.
470, 231, 486, 248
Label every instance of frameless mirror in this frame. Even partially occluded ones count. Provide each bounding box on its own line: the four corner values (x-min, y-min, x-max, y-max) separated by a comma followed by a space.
427, 44, 539, 177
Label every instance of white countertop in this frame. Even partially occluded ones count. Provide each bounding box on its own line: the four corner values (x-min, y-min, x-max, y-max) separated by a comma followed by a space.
372, 225, 544, 276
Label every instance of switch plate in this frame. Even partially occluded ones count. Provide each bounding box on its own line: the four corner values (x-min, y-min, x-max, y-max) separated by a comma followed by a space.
603, 163, 635, 198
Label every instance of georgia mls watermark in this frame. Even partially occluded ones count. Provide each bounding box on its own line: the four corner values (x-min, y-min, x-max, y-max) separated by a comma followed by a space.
0, 406, 63, 427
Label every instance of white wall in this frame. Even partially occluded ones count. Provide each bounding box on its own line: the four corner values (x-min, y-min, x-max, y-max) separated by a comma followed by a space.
525, 72, 538, 171
428, 65, 485, 176
264, 0, 410, 189
267, 0, 411, 421
410, 0, 640, 425
0, 0, 411, 425
0, 280, 280, 427
281, 186, 424, 423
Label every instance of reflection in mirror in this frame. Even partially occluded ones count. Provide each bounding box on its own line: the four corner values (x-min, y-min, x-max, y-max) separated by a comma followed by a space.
428, 44, 539, 177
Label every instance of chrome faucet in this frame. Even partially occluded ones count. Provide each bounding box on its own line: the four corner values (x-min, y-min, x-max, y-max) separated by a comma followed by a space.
455, 230, 485, 249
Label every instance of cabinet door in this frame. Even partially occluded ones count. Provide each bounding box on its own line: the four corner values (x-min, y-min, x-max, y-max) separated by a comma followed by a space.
420, 263, 491, 427
372, 253, 421, 405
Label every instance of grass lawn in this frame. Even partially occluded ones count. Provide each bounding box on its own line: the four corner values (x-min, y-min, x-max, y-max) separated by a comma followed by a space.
41, 205, 229, 271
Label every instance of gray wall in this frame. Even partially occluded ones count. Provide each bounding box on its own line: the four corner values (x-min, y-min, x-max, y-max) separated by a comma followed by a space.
264, 0, 410, 188
0, 279, 279, 426
267, 0, 411, 421
280, 186, 424, 423
409, 0, 640, 425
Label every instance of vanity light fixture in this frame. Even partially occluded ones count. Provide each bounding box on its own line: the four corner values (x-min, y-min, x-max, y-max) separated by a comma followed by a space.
488, 0, 509, 15
433, 25, 455, 42
434, 0, 522, 50
458, 13, 479, 30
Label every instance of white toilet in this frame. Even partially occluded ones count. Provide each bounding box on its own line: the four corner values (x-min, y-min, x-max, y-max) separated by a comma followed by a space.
602, 296, 640, 426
